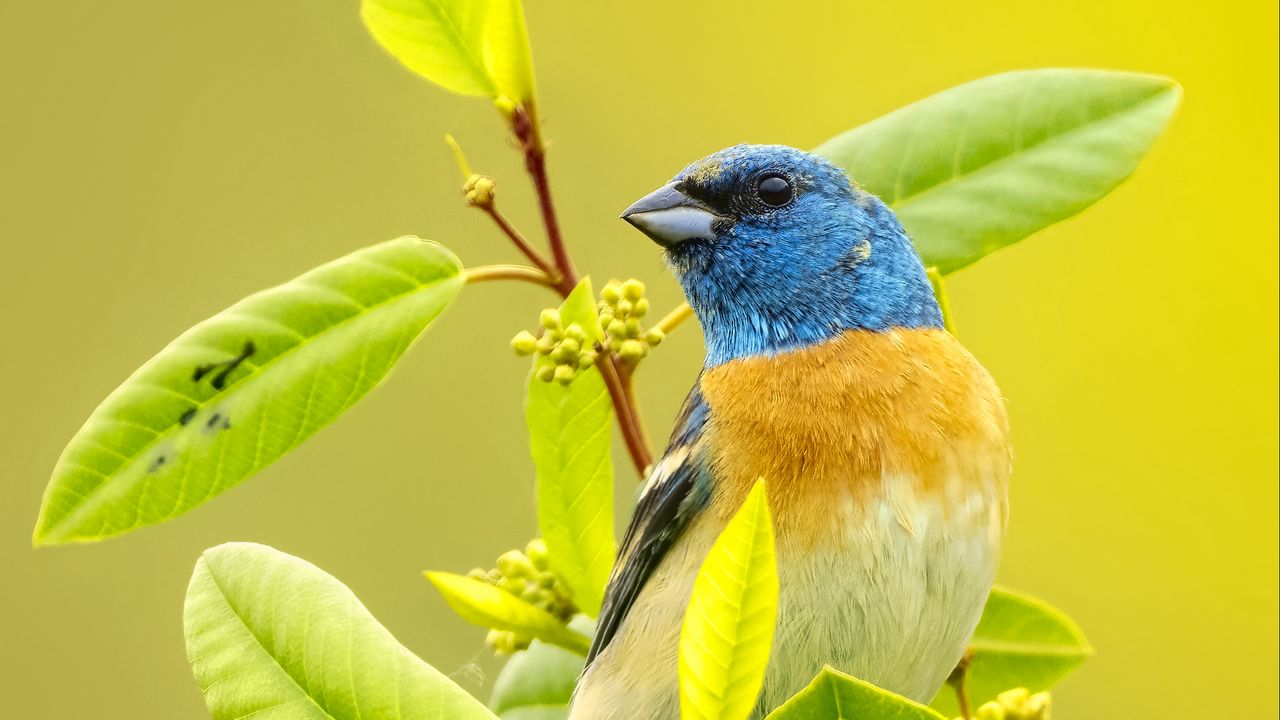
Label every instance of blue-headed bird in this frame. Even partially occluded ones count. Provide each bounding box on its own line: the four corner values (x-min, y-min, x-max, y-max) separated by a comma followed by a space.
569, 145, 1012, 719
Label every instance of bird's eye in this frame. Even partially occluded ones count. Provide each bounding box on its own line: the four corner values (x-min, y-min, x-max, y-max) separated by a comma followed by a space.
756, 174, 793, 206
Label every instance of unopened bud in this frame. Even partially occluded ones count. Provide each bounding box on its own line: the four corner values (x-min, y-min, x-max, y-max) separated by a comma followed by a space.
564, 323, 587, 342
536, 364, 556, 383
578, 351, 598, 369
464, 175, 496, 207
602, 282, 622, 304
633, 297, 650, 317
511, 330, 538, 356
554, 364, 576, 385
619, 339, 647, 361
539, 308, 561, 330
616, 299, 633, 316
644, 328, 665, 346
607, 319, 627, 338
525, 539, 549, 568
973, 701, 1006, 720
622, 279, 645, 301
497, 550, 533, 578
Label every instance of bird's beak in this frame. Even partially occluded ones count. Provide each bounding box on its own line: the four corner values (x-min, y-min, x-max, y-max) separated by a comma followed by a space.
620, 183, 722, 247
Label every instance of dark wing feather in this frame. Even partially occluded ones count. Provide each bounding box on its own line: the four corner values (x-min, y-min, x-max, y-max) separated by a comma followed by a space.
585, 381, 713, 665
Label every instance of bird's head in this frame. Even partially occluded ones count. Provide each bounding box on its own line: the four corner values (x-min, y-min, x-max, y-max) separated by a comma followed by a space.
622, 144, 942, 367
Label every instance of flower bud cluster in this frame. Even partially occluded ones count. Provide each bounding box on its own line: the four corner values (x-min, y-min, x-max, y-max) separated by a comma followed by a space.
598, 279, 664, 362
511, 309, 600, 385
963, 688, 1052, 720
467, 539, 577, 656
463, 174, 496, 208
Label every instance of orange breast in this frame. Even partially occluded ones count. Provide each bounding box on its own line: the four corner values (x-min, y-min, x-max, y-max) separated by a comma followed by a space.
698, 328, 1011, 545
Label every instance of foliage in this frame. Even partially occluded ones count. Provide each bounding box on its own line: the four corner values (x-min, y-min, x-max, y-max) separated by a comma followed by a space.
185, 542, 497, 719
34, 0, 1180, 717
678, 481, 778, 720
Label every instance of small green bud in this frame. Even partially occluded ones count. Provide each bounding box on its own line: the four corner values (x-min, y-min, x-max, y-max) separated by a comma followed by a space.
467, 567, 491, 582
578, 350, 598, 369
973, 701, 1006, 720
601, 282, 622, 304
510, 330, 538, 356
564, 323, 587, 342
616, 299, 633, 316
1026, 692, 1051, 719
554, 364, 577, 385
633, 297, 650, 317
644, 328, 665, 346
607, 319, 628, 338
535, 364, 556, 383
996, 689, 1030, 710
559, 338, 581, 355
498, 576, 526, 596
599, 310, 614, 328
497, 550, 533, 578
622, 278, 645, 301
520, 584, 543, 603
525, 538, 549, 568
550, 345, 572, 363
626, 318, 642, 336
535, 335, 556, 355
540, 308, 562, 330
619, 339, 646, 361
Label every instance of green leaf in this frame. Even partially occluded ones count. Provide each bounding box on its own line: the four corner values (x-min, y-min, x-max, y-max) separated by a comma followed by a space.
932, 586, 1092, 714
766, 667, 946, 720
483, 0, 537, 107
679, 480, 778, 720
426, 571, 593, 656
814, 69, 1182, 274
361, 0, 497, 97
185, 542, 496, 720
33, 237, 463, 546
526, 279, 615, 617
488, 618, 591, 720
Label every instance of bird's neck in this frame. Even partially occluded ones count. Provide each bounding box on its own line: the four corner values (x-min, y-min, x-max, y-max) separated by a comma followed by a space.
686, 229, 943, 368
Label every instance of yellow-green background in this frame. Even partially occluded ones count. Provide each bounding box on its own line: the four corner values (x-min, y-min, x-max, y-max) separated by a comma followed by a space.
2, 1, 1275, 717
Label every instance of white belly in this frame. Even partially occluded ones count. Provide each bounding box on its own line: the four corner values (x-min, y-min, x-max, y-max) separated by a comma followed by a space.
571, 480, 1004, 719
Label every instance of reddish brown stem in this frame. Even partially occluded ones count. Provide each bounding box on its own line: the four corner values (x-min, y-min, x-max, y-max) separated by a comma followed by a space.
512, 107, 577, 285
483, 205, 565, 290
596, 354, 653, 474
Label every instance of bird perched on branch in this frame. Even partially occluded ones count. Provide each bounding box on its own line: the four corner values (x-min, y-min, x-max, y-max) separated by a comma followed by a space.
570, 144, 1011, 719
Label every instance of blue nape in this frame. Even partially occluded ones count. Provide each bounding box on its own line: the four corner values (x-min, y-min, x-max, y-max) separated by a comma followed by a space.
662, 144, 943, 367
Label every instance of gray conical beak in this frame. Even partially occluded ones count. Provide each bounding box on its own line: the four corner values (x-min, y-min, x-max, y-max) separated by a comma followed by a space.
621, 183, 722, 247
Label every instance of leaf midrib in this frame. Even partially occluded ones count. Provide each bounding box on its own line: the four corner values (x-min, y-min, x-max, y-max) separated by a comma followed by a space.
887, 82, 1174, 212
42, 267, 459, 540
201, 560, 339, 720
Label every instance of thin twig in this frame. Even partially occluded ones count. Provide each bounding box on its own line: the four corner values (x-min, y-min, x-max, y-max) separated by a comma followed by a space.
596, 354, 653, 474
465, 265, 557, 289
654, 302, 695, 336
512, 107, 577, 285
482, 206, 562, 284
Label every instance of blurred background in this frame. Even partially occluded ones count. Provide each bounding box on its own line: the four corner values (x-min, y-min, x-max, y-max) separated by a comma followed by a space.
2, 1, 1275, 717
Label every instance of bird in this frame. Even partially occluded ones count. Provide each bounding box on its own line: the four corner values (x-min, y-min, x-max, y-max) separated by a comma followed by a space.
568, 144, 1012, 719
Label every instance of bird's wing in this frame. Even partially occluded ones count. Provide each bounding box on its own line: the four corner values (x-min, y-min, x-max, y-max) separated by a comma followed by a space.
585, 381, 713, 665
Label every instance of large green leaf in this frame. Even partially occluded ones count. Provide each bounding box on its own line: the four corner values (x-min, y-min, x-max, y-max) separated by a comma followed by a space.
488, 618, 592, 720
185, 542, 496, 720
361, 0, 496, 97
679, 480, 777, 720
483, 0, 536, 107
815, 69, 1181, 273
766, 667, 946, 720
362, 0, 537, 106
426, 572, 593, 656
526, 279, 615, 617
931, 586, 1092, 714
34, 237, 463, 546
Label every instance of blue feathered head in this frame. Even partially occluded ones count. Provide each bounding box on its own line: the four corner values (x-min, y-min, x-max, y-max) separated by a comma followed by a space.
622, 144, 942, 367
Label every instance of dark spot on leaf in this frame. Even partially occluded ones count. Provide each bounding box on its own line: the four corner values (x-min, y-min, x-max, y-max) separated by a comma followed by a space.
179, 408, 197, 426
148, 454, 167, 473
194, 339, 257, 390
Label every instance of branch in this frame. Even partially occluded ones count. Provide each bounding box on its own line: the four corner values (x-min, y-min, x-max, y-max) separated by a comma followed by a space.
596, 354, 653, 474
482, 206, 562, 285
654, 302, 695, 336
465, 265, 557, 290
512, 107, 577, 284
